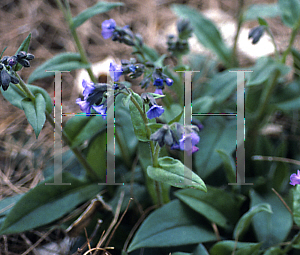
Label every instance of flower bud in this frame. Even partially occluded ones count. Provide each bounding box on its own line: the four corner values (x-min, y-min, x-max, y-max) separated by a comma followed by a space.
1, 69, 11, 90
16, 51, 27, 59
25, 53, 35, 60
248, 26, 265, 44
177, 19, 193, 40
1, 56, 9, 65
8, 56, 17, 66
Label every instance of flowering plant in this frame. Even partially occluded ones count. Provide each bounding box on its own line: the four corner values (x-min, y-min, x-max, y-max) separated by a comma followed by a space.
1, 0, 300, 254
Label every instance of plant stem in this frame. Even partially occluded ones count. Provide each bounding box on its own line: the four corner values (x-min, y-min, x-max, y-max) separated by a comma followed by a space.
15, 73, 35, 101
16, 71, 99, 181
281, 18, 300, 64
54, 0, 97, 83
232, 0, 244, 67
123, 90, 164, 206
266, 27, 280, 61
45, 112, 99, 180
115, 129, 132, 169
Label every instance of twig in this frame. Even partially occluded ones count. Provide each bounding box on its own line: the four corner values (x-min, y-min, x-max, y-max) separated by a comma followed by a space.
252, 155, 300, 166
92, 191, 125, 255
123, 205, 157, 252
21, 228, 55, 255
105, 198, 133, 248
272, 188, 293, 216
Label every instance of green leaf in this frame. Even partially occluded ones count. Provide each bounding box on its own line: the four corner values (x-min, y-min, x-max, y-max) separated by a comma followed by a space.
293, 185, 300, 227
193, 244, 209, 255
122, 93, 131, 107
168, 109, 184, 125
0, 173, 101, 235
0, 46, 7, 59
85, 130, 107, 181
172, 5, 232, 67
210, 241, 262, 255
21, 93, 46, 138
147, 156, 207, 192
216, 149, 236, 184
175, 188, 230, 229
0, 194, 24, 227
72, 2, 123, 29
127, 199, 217, 252
250, 190, 293, 248
28, 53, 90, 83
233, 203, 272, 240
14, 33, 31, 71
263, 247, 282, 255
64, 115, 106, 148
258, 17, 269, 26
243, 4, 280, 21
204, 70, 237, 106
175, 186, 245, 226
278, 0, 300, 28
192, 96, 214, 115
128, 90, 148, 142
194, 116, 236, 178
146, 123, 164, 133
270, 79, 300, 111
1, 84, 53, 114
161, 103, 183, 124
246, 57, 290, 86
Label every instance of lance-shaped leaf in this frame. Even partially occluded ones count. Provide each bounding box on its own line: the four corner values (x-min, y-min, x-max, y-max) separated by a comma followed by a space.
278, 0, 300, 28
128, 90, 149, 142
172, 5, 232, 67
28, 53, 90, 83
72, 2, 124, 29
14, 33, 31, 71
127, 199, 217, 252
0, 173, 101, 235
243, 3, 280, 21
233, 203, 272, 240
1, 84, 53, 114
21, 93, 46, 138
147, 156, 207, 192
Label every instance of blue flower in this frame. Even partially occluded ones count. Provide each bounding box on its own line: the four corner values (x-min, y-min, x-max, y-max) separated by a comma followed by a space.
109, 61, 123, 82
179, 132, 200, 154
92, 104, 107, 119
76, 79, 108, 119
82, 79, 95, 98
153, 78, 163, 87
165, 77, 173, 86
101, 19, 116, 39
154, 88, 163, 95
147, 104, 164, 119
290, 170, 300, 186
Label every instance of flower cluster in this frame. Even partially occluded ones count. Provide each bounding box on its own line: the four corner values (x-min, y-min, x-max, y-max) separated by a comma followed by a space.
101, 19, 142, 47
167, 19, 193, 57
150, 123, 200, 155
0, 51, 34, 91
101, 19, 174, 95
121, 58, 145, 79
139, 67, 173, 95
141, 93, 164, 119
290, 170, 300, 186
